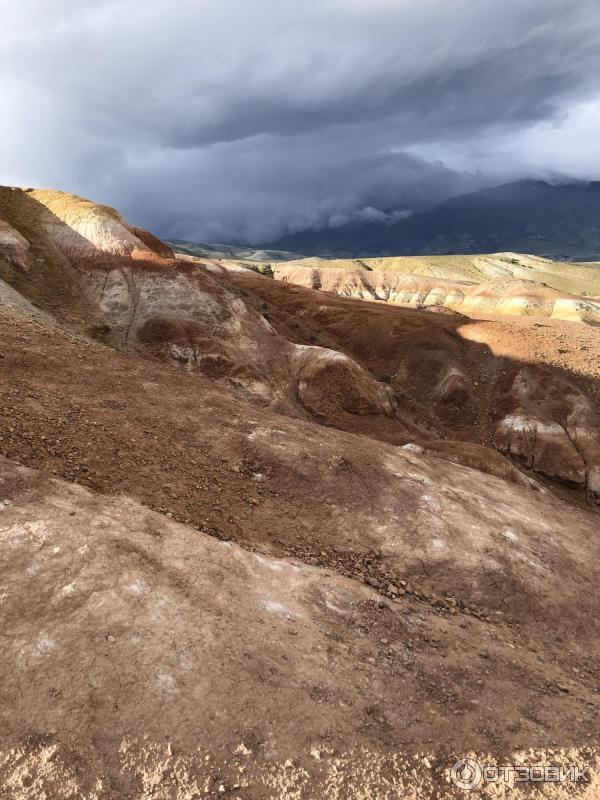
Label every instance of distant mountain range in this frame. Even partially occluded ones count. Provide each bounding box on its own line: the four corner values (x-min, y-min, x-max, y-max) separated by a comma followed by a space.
166, 240, 304, 263
262, 180, 600, 261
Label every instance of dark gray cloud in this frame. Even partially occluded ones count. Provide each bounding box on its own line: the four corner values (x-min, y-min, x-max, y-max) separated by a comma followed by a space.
2, 0, 600, 243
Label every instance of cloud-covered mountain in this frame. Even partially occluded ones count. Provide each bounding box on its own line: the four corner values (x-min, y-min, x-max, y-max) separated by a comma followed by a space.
2, 1, 600, 242
265, 180, 600, 260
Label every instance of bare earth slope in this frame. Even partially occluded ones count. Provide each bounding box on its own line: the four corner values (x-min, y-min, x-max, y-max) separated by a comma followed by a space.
2, 187, 600, 501
228, 270, 600, 504
1, 306, 600, 798
1, 187, 600, 798
1, 185, 599, 500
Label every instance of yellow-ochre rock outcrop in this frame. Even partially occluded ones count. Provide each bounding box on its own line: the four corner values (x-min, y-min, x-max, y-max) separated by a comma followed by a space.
266, 263, 600, 325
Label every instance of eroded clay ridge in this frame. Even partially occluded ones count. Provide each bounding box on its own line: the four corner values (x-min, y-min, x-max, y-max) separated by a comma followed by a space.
267, 261, 600, 325
1, 184, 599, 504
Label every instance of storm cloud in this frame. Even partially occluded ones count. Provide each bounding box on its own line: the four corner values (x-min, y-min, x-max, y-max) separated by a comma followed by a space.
2, 0, 600, 243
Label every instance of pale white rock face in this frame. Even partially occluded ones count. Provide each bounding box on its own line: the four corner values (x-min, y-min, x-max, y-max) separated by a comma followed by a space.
477, 261, 513, 278
497, 296, 541, 316
423, 287, 447, 306
1, 455, 598, 794
552, 297, 600, 324
0, 278, 55, 324
0, 219, 33, 271
54, 215, 145, 259
588, 465, 600, 498
29, 190, 153, 261
290, 344, 352, 366
493, 365, 600, 495
402, 443, 425, 454
444, 289, 467, 306
432, 366, 469, 403
80, 261, 397, 422
0, 187, 159, 271
292, 343, 396, 418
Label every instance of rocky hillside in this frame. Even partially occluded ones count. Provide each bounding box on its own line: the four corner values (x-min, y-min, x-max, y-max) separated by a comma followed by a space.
1, 186, 599, 798
168, 239, 303, 263
269, 251, 600, 296
170, 245, 600, 324
267, 261, 600, 325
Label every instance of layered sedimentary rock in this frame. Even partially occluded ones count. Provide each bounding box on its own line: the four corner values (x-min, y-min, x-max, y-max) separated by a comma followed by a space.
1, 185, 599, 500
1, 187, 600, 799
0, 186, 164, 265
269, 263, 600, 325
494, 366, 600, 500
0, 188, 396, 425
0, 218, 33, 271
266, 250, 600, 296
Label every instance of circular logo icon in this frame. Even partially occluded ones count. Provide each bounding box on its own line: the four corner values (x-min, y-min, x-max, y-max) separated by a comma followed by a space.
451, 758, 483, 790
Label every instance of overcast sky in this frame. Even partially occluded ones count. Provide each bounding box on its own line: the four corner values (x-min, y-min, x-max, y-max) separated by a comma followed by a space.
2, 0, 600, 243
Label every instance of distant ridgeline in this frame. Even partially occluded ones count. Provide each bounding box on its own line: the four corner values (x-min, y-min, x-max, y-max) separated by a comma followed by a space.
166, 240, 304, 264
261, 180, 600, 261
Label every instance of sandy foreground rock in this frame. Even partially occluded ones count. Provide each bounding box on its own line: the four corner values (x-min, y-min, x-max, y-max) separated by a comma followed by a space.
0, 306, 598, 797
1, 458, 599, 799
